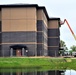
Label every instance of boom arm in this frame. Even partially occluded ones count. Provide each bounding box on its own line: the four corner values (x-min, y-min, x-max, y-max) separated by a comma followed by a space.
60, 19, 76, 40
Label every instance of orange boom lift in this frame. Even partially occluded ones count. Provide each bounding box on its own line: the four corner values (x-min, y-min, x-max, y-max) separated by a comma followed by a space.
60, 19, 76, 40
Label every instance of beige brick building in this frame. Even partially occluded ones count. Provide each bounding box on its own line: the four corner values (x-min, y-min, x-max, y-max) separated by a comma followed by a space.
0, 4, 61, 57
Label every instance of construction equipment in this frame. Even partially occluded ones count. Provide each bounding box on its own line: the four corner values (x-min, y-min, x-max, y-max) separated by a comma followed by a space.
60, 19, 76, 57
60, 19, 76, 40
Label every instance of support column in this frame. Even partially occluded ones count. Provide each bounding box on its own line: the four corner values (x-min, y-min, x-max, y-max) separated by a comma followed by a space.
10, 48, 13, 57
22, 48, 25, 56
22, 72, 24, 75
10, 72, 13, 75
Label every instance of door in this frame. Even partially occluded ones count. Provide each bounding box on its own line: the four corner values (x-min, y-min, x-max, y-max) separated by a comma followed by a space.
16, 49, 21, 56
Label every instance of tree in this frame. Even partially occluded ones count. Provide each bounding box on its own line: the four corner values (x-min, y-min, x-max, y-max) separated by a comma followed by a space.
60, 40, 68, 49
59, 40, 68, 56
69, 50, 73, 55
70, 45, 76, 51
60, 40, 66, 47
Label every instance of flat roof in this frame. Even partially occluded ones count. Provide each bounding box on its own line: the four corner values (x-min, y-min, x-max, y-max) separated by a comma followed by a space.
0, 4, 60, 20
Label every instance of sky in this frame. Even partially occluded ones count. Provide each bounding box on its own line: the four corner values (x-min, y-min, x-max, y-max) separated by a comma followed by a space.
65, 70, 76, 75
0, 0, 76, 49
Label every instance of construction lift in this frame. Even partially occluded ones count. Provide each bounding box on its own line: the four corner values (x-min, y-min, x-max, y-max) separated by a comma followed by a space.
60, 19, 76, 57
60, 19, 76, 40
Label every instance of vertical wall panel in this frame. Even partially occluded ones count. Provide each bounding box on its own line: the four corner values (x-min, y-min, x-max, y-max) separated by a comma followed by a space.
37, 9, 48, 27
48, 19, 60, 56
48, 47, 59, 56
26, 8, 36, 19
0, 21, 1, 44
0, 33, 1, 43
2, 32, 37, 43
48, 38, 59, 46
48, 29, 60, 37
2, 8, 10, 20
37, 20, 48, 56
2, 8, 37, 32
10, 8, 26, 19
0, 10, 1, 21
48, 20, 59, 29
0, 45, 2, 56
0, 21, 1, 32
2, 20, 11, 31
37, 44, 43, 56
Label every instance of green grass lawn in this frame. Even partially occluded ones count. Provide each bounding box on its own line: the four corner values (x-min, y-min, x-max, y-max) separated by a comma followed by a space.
0, 57, 76, 70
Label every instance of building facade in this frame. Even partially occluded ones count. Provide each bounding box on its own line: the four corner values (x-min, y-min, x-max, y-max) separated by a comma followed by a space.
0, 4, 61, 57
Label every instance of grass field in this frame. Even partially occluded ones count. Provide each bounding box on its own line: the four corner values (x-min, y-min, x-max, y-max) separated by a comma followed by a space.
0, 57, 76, 70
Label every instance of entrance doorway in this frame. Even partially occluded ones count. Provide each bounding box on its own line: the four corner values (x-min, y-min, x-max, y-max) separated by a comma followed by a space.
10, 45, 28, 57
16, 49, 22, 56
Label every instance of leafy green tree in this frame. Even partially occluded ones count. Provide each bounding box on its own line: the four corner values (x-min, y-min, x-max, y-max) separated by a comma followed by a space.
59, 40, 68, 56
69, 50, 73, 55
70, 45, 76, 51
60, 40, 66, 47
60, 40, 68, 49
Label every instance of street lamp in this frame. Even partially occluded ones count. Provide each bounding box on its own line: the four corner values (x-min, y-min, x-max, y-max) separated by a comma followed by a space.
26, 50, 28, 56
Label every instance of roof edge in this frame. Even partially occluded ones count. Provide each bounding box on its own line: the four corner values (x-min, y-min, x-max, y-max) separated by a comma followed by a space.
0, 4, 60, 21
49, 18, 60, 20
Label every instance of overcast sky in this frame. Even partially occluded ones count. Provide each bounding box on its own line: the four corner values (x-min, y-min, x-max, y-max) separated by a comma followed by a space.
0, 0, 76, 49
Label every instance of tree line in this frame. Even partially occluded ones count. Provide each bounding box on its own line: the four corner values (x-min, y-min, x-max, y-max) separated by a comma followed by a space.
60, 40, 76, 55
60, 40, 76, 51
